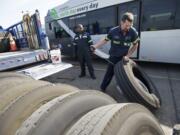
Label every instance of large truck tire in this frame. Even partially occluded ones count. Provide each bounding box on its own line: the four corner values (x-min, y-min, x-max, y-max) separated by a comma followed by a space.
0, 77, 33, 95
0, 84, 79, 135
0, 72, 32, 79
0, 80, 51, 112
66, 103, 165, 135
114, 59, 161, 109
16, 90, 116, 135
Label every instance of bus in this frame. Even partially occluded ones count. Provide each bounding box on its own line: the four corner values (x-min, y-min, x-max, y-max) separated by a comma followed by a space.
45, 0, 180, 64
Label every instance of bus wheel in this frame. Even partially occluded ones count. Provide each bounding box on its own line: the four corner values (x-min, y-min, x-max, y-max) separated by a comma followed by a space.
66, 103, 165, 135
0, 84, 79, 135
114, 59, 161, 109
16, 90, 116, 135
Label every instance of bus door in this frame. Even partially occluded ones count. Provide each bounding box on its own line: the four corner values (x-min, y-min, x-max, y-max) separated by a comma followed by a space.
118, 1, 141, 59
49, 19, 76, 58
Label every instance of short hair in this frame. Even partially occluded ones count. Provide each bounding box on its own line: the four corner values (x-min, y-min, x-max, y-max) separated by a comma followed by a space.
121, 12, 134, 23
74, 24, 83, 30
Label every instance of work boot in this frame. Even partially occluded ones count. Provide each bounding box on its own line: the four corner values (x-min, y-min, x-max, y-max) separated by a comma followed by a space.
79, 74, 86, 78
90, 72, 96, 80
100, 86, 106, 93
91, 75, 96, 80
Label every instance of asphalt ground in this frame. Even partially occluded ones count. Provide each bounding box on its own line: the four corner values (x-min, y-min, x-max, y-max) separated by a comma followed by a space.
43, 57, 180, 133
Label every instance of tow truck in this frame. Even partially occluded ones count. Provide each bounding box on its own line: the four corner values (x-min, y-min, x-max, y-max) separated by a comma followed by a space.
0, 10, 72, 80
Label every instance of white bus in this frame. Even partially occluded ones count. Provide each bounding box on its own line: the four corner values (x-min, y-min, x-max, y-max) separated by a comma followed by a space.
45, 0, 180, 64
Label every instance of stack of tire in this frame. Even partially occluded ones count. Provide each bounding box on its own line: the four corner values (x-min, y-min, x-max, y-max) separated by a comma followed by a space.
0, 72, 165, 135
114, 58, 161, 110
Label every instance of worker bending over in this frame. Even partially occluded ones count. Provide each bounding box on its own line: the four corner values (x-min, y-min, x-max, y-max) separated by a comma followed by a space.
91, 12, 139, 91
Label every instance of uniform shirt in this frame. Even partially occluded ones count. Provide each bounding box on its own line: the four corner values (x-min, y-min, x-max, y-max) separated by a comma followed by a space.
73, 32, 93, 53
105, 26, 140, 57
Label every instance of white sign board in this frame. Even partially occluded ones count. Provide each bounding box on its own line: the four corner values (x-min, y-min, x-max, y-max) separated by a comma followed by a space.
50, 0, 134, 19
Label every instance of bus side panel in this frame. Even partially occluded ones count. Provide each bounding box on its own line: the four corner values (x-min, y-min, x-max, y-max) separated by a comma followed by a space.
139, 30, 180, 64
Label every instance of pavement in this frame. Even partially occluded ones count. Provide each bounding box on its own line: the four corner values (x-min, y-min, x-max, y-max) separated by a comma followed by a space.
43, 57, 180, 134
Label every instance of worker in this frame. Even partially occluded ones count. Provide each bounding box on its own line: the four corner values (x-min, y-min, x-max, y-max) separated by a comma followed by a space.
91, 12, 140, 91
73, 24, 96, 79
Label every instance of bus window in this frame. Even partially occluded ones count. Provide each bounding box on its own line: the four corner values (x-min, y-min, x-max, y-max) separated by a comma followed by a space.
141, 0, 176, 31
88, 7, 117, 34
69, 16, 76, 31
61, 18, 69, 27
52, 21, 70, 39
56, 28, 70, 38
175, 0, 180, 29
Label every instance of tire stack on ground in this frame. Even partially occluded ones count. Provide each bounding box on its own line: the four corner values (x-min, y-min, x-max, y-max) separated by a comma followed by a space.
0, 72, 165, 135
114, 58, 162, 109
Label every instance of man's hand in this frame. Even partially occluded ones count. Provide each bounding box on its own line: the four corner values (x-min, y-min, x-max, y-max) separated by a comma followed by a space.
124, 56, 130, 62
90, 45, 96, 52
90, 39, 108, 53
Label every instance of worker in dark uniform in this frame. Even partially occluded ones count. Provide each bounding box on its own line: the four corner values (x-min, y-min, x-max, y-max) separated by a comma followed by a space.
91, 12, 139, 91
73, 24, 96, 79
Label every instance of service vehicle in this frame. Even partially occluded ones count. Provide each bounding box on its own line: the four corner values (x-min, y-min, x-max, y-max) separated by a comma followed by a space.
0, 10, 72, 79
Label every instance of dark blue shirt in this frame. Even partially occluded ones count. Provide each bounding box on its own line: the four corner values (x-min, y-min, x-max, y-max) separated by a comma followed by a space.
73, 32, 93, 53
105, 26, 139, 57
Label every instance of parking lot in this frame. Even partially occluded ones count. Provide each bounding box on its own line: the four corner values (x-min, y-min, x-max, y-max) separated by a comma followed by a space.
43, 57, 180, 132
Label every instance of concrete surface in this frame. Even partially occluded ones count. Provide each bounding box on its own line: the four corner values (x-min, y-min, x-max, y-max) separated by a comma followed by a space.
43, 57, 180, 134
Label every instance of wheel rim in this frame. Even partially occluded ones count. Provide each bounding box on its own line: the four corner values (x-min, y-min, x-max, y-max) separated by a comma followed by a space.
135, 77, 150, 93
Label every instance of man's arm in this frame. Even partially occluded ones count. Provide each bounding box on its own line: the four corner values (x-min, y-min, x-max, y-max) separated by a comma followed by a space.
91, 29, 112, 51
126, 43, 139, 57
92, 38, 108, 49
125, 28, 140, 58
87, 34, 93, 46
72, 35, 77, 46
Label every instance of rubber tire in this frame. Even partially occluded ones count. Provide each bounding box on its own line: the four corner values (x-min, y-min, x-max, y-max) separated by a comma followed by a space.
114, 59, 161, 109
66, 103, 165, 135
0, 80, 51, 112
16, 90, 116, 135
0, 72, 32, 79
0, 77, 33, 95
0, 84, 79, 135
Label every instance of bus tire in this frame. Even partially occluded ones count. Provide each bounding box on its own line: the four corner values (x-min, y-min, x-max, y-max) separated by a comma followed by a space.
0, 80, 51, 112
66, 103, 165, 135
16, 90, 116, 135
114, 59, 161, 109
0, 84, 79, 135
0, 77, 34, 95
0, 72, 32, 79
